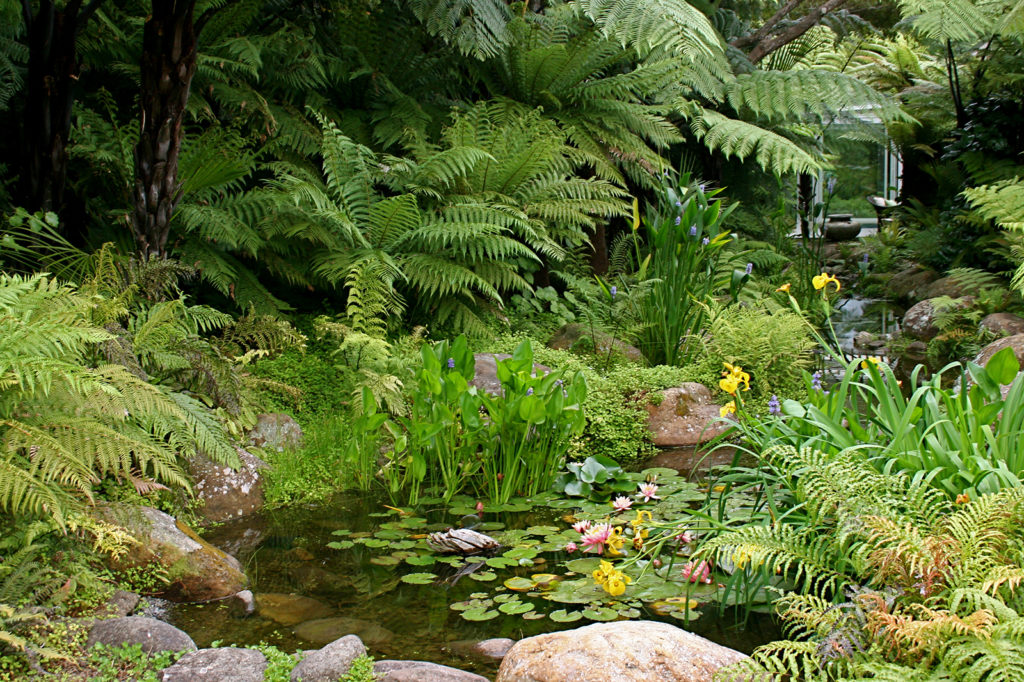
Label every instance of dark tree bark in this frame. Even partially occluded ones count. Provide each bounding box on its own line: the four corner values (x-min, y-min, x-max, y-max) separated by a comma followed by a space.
132, 0, 198, 259
589, 222, 609, 275
20, 0, 106, 216
732, 0, 851, 64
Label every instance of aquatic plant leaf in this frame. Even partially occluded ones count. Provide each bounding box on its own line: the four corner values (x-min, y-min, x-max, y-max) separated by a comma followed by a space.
469, 571, 498, 582
617, 607, 641, 618
470, 592, 490, 599
640, 468, 680, 478
503, 547, 538, 560
461, 608, 500, 621
374, 530, 406, 540
485, 557, 516, 569
370, 555, 400, 566
390, 540, 417, 550
504, 577, 535, 591
363, 539, 389, 548
478, 522, 505, 531
582, 607, 618, 621
564, 558, 601, 573
526, 526, 560, 535
493, 593, 517, 603
405, 555, 436, 566
499, 601, 535, 615
522, 611, 546, 620
326, 541, 355, 550
549, 609, 583, 623
400, 572, 437, 584
530, 574, 560, 589
331, 529, 353, 536
669, 609, 701, 621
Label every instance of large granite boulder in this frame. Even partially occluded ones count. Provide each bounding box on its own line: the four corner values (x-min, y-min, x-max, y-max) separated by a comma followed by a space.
159, 648, 266, 682
547, 323, 643, 363
980, 313, 1024, 338
99, 505, 247, 602
248, 413, 304, 451
645, 384, 731, 448
496, 620, 746, 682
189, 446, 268, 523
291, 635, 366, 682
373, 660, 489, 682
902, 299, 939, 341
974, 333, 1024, 369
924, 275, 970, 299
886, 265, 938, 303
87, 616, 196, 656
470, 353, 551, 395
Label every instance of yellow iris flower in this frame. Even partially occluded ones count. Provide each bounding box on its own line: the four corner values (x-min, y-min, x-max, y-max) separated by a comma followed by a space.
592, 559, 632, 596
720, 401, 736, 418
812, 272, 841, 293
860, 356, 882, 370
719, 363, 750, 395
775, 283, 791, 293
606, 527, 626, 556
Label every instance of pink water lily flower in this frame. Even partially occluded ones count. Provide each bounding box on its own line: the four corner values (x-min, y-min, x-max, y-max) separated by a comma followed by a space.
681, 560, 712, 584
572, 520, 592, 534
636, 482, 660, 503
580, 524, 612, 553
611, 495, 633, 512
565, 541, 578, 553
676, 530, 694, 544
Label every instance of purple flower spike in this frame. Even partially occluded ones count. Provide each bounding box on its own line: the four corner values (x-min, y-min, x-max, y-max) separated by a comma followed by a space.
702, 237, 710, 246
745, 262, 753, 275
689, 225, 697, 237
526, 388, 534, 396
827, 177, 836, 195
811, 371, 823, 390
610, 285, 617, 298
768, 395, 781, 415
447, 358, 455, 369
674, 216, 681, 226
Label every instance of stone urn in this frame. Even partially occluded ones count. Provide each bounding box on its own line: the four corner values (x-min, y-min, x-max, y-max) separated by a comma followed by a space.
824, 213, 861, 241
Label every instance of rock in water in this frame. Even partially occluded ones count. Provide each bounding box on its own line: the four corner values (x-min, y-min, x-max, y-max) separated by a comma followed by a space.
98, 504, 247, 602
256, 593, 335, 626
159, 648, 266, 681
496, 620, 747, 682
427, 528, 500, 555
87, 616, 196, 656
290, 635, 366, 682
293, 616, 394, 646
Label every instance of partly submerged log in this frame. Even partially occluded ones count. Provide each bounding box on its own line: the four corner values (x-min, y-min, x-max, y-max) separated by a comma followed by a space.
427, 528, 501, 555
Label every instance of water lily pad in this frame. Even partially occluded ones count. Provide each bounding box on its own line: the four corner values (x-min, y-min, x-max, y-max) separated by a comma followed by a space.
669, 609, 701, 621
493, 593, 517, 603
369, 555, 400, 566
470, 592, 490, 599
485, 557, 516, 569
549, 609, 582, 623
331, 529, 353, 536
616, 607, 641, 618
530, 574, 560, 589
469, 571, 497, 582
522, 611, 546, 620
565, 558, 600, 574
640, 468, 680, 478
390, 540, 417, 550
499, 601, 535, 615
363, 539, 389, 548
326, 541, 355, 550
582, 606, 618, 621
526, 526, 560, 535
461, 608, 499, 621
503, 547, 538, 560
404, 555, 435, 566
478, 522, 505, 531
504, 577, 535, 592
400, 573, 437, 585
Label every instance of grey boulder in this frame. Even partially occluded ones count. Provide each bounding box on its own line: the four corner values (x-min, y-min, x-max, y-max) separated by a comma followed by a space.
159, 647, 266, 681
87, 616, 196, 656
290, 634, 367, 682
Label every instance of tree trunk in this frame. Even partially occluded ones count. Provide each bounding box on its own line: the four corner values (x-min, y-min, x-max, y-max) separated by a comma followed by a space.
589, 222, 609, 275
22, 0, 83, 215
132, 0, 198, 259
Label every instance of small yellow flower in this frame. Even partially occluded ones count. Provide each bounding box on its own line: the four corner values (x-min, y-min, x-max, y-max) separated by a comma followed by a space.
593, 559, 615, 585
720, 401, 736, 418
860, 356, 882, 370
606, 527, 626, 556
812, 272, 841, 293
956, 493, 971, 505
775, 283, 791, 293
605, 574, 630, 596
719, 363, 750, 395
719, 374, 740, 395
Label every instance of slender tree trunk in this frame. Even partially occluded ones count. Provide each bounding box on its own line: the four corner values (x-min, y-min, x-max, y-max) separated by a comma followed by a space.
132, 0, 198, 259
22, 0, 83, 215
589, 222, 609, 275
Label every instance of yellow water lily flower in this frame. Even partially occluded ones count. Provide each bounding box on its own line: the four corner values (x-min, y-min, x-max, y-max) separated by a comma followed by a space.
776, 283, 791, 293
605, 574, 631, 596
812, 272, 841, 293
720, 401, 736, 418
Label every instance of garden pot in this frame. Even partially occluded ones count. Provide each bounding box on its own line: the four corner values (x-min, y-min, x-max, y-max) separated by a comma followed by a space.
824, 214, 861, 241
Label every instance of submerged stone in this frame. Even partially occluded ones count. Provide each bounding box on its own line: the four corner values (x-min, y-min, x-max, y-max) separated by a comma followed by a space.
256, 593, 335, 626
293, 616, 394, 646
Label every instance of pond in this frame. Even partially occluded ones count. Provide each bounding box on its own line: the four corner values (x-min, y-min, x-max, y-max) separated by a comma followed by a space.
169, 486, 782, 677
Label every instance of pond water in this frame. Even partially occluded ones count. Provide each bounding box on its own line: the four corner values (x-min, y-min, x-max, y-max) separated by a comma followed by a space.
170, 491, 782, 677
831, 296, 901, 360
